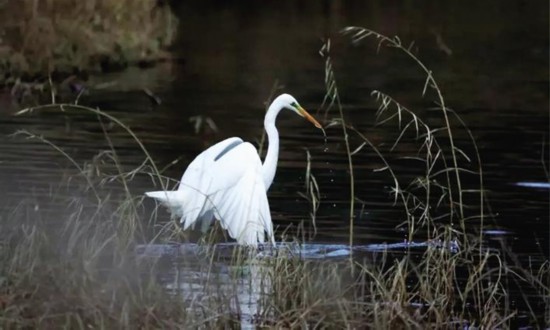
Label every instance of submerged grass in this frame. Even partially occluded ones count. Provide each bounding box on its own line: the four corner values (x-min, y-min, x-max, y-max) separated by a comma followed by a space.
1, 26, 548, 328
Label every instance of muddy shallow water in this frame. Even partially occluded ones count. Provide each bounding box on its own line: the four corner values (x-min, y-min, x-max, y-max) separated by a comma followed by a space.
0, 0, 548, 326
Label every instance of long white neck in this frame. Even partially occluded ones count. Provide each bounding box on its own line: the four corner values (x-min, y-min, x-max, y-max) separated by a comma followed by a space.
262, 98, 285, 190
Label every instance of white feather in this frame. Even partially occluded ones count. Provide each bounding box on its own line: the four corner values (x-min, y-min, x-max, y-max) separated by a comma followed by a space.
146, 140, 273, 246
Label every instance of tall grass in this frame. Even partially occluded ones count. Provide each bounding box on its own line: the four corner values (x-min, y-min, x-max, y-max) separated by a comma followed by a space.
314, 26, 548, 327
1, 26, 548, 328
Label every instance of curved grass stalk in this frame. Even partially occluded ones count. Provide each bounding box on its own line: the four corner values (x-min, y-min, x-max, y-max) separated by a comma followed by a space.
14, 103, 166, 192
370, 90, 454, 238
296, 149, 319, 240
342, 26, 465, 231
445, 107, 487, 253
319, 40, 356, 249
10, 130, 101, 204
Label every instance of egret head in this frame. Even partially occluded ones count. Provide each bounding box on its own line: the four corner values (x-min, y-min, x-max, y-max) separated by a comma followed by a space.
276, 93, 322, 128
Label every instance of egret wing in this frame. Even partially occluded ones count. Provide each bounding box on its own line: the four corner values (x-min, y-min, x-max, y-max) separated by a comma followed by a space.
175, 139, 274, 245
176, 137, 244, 229
205, 142, 273, 245
178, 137, 244, 192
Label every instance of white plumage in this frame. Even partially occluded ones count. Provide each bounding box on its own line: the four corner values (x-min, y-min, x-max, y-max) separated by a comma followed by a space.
146, 94, 321, 246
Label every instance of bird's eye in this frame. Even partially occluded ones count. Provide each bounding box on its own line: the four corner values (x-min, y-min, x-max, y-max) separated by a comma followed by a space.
290, 102, 298, 109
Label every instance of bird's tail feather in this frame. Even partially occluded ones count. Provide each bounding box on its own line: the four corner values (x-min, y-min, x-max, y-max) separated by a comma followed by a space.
145, 191, 186, 217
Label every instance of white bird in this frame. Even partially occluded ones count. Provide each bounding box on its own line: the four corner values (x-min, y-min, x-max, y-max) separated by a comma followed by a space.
146, 94, 322, 246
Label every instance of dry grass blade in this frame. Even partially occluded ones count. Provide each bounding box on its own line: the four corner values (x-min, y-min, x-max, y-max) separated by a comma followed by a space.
320, 39, 356, 251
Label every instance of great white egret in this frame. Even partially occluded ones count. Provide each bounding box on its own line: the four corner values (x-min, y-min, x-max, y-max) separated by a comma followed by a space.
146, 94, 322, 246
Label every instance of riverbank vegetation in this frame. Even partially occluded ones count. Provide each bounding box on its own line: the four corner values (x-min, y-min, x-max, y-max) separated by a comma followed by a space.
2, 27, 548, 328
0, 0, 177, 84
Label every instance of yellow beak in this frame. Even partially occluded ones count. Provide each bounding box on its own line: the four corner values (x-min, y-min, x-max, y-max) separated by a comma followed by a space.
298, 106, 322, 129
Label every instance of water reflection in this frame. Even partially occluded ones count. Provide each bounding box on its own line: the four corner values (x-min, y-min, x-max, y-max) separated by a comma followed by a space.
138, 241, 464, 328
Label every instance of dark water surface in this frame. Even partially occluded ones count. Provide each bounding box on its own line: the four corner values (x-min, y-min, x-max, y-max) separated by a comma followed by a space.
0, 0, 548, 325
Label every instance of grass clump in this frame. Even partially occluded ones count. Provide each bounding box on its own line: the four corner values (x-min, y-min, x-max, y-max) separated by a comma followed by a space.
0, 116, 186, 327
0, 199, 188, 328
312, 26, 549, 327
